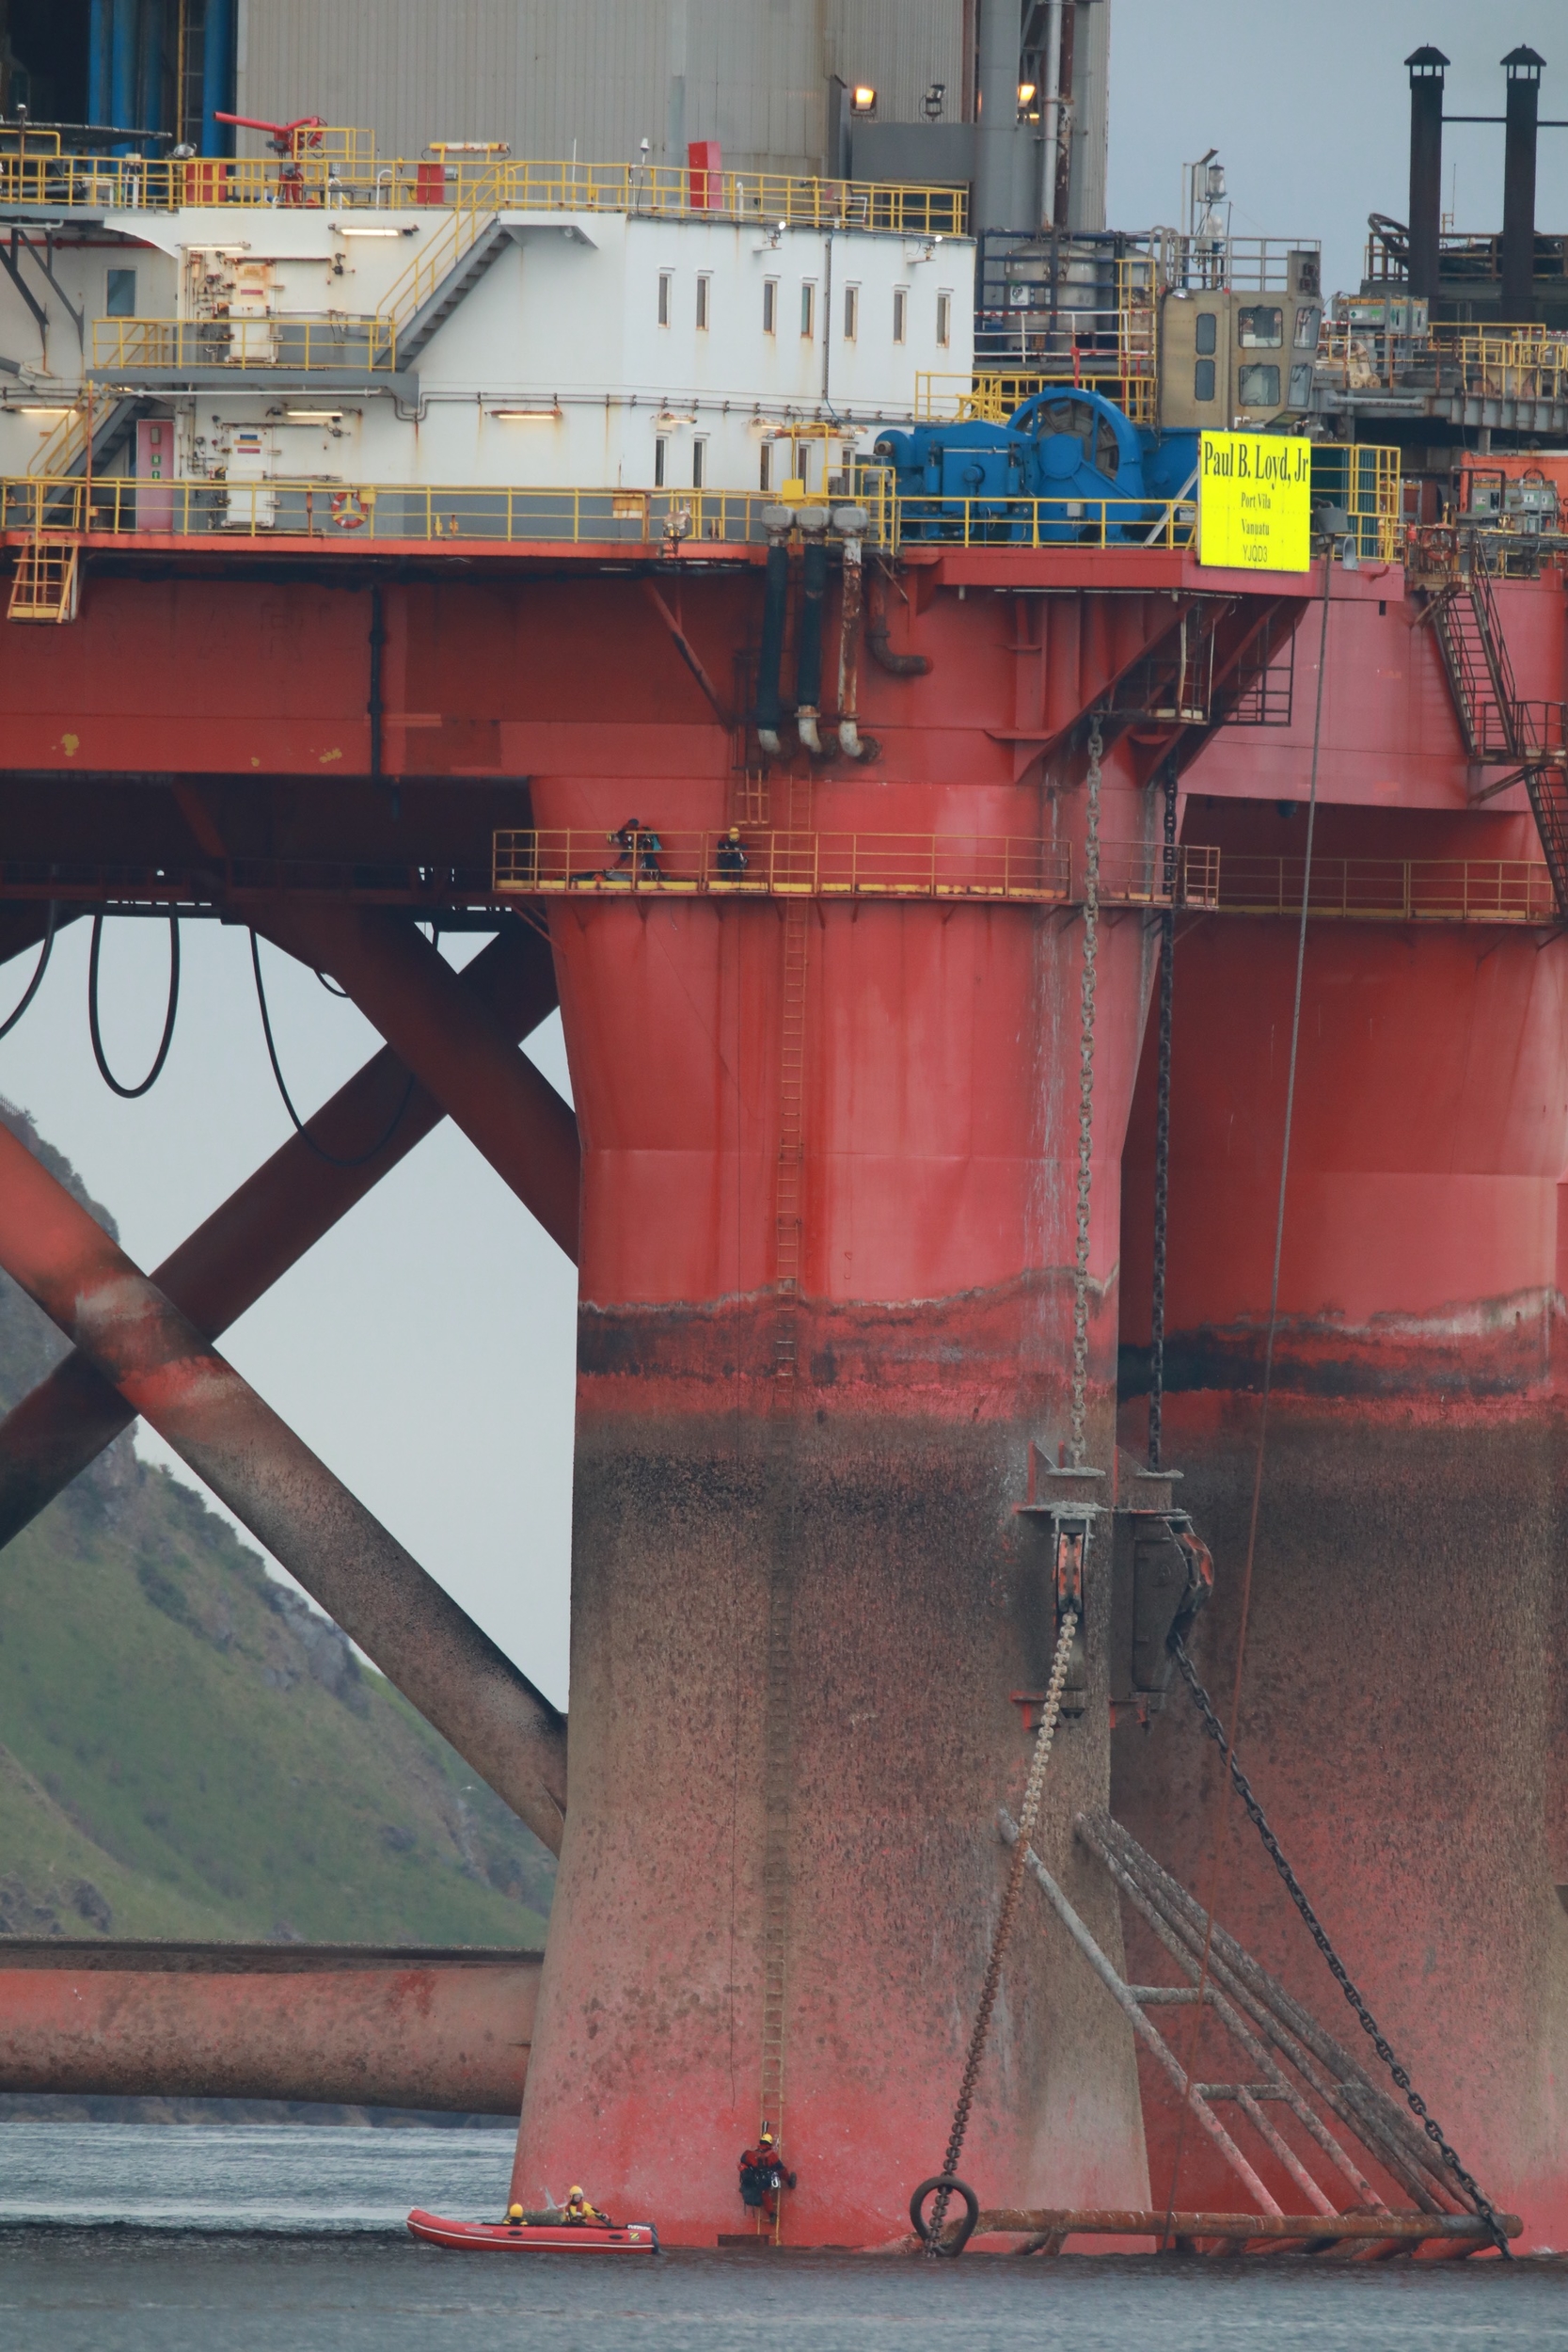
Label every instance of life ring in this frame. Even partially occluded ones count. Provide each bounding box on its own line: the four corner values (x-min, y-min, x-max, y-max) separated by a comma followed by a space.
330, 489, 366, 532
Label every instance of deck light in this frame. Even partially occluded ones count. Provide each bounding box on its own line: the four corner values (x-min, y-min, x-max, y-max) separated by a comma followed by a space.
924, 83, 946, 120
284, 408, 344, 421
331, 223, 416, 237
851, 86, 877, 116
1018, 82, 1037, 107
490, 404, 562, 420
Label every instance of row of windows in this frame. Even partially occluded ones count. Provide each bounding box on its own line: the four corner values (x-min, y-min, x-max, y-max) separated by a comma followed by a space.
657, 269, 951, 348
1193, 305, 1319, 356
1193, 358, 1314, 406
651, 437, 842, 492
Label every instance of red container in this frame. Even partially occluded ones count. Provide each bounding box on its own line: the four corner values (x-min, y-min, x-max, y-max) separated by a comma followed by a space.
687, 139, 721, 209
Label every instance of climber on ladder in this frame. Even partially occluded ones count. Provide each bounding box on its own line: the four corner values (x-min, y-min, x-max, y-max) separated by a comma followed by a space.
738, 2126, 796, 2221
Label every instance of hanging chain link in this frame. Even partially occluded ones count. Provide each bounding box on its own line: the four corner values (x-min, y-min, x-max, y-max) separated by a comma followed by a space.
1168, 1632, 1513, 2256
1148, 758, 1178, 1472
1069, 718, 1103, 1470
923, 1603, 1081, 2257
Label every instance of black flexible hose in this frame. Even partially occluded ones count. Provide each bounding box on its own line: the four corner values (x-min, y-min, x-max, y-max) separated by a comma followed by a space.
250, 929, 415, 1168
754, 538, 789, 737
88, 912, 179, 1098
796, 532, 827, 711
0, 901, 58, 1041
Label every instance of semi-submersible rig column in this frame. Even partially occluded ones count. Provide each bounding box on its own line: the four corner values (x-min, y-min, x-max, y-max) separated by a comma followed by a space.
0, 102, 1560, 2251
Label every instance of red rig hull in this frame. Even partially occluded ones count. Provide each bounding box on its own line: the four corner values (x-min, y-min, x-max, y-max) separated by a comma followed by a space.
0, 539, 1560, 2247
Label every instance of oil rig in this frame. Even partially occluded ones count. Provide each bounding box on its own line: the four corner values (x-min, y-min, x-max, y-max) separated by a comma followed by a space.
0, 3, 1562, 2259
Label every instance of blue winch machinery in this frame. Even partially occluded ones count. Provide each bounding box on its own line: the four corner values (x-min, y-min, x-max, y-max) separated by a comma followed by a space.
874, 389, 1199, 543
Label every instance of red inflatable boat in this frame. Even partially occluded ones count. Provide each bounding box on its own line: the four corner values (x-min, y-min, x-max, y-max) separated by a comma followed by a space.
406, 2208, 659, 2254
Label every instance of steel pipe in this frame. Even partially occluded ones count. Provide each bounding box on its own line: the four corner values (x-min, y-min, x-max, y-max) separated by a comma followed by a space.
0, 1942, 541, 2114
253, 905, 580, 1260
0, 1122, 568, 1853
0, 919, 561, 1551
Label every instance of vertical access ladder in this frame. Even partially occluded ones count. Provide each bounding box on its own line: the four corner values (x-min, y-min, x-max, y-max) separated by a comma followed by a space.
1430, 545, 1568, 915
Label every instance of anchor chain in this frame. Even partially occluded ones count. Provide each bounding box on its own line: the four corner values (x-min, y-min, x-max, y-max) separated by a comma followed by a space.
920, 1602, 1080, 2257
1168, 1631, 1513, 2256
1148, 755, 1178, 1472
1069, 718, 1103, 1469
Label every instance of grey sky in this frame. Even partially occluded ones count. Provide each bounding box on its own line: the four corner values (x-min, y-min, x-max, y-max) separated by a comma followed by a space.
4, 2, 1564, 1714
1108, 1, 1568, 298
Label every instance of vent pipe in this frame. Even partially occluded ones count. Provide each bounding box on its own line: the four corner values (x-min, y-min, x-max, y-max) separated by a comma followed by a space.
1405, 45, 1448, 306
974, 0, 1022, 234
1501, 45, 1545, 324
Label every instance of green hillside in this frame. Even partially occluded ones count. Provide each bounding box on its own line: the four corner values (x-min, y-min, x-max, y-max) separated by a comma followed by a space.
0, 1101, 555, 1948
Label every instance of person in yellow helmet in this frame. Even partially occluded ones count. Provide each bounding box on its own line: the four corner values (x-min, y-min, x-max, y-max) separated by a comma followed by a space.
716, 825, 749, 880
562, 2185, 612, 2226
504, 2202, 527, 2229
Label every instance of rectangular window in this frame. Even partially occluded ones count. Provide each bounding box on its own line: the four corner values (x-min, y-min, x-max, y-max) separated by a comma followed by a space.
936, 289, 951, 347
657, 270, 673, 326
1195, 310, 1217, 357
655, 436, 668, 486
692, 437, 706, 488
1293, 304, 1320, 348
759, 440, 772, 492
763, 278, 778, 334
1194, 357, 1216, 402
800, 281, 816, 338
843, 283, 859, 341
1237, 361, 1280, 406
892, 286, 908, 344
106, 268, 136, 317
695, 274, 710, 330
1288, 360, 1313, 407
1237, 304, 1283, 348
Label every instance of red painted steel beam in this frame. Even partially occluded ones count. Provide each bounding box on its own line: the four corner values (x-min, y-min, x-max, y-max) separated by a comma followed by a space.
0, 1120, 568, 1853
0, 919, 562, 1551
0, 1944, 540, 2113
254, 905, 581, 1259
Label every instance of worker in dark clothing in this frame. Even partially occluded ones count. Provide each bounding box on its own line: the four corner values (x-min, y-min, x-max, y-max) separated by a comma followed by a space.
607, 818, 663, 879
738, 2126, 797, 2219
716, 825, 749, 879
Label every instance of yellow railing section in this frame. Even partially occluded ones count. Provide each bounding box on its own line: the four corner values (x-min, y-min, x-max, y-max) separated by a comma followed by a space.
25, 405, 89, 478
493, 829, 1214, 907
92, 316, 398, 372
0, 475, 893, 550
0, 135, 966, 234
1210, 855, 1559, 925
2, 455, 1402, 562
1310, 443, 1402, 563
491, 832, 1559, 926
891, 496, 1197, 550
1451, 328, 1568, 405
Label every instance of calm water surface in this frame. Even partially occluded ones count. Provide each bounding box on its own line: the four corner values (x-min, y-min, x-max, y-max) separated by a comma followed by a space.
0, 2124, 1562, 2352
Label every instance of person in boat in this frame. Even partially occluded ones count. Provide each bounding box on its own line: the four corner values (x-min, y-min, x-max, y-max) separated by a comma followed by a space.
562, 2185, 613, 2226
716, 825, 748, 879
738, 2127, 797, 2218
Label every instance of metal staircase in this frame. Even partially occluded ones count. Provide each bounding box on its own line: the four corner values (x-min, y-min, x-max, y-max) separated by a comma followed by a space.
379, 203, 515, 367
1429, 546, 1568, 916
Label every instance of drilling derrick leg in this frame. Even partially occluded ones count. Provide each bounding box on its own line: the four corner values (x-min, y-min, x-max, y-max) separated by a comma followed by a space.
0, 919, 563, 1549
510, 726, 1164, 2247
0, 1122, 568, 1853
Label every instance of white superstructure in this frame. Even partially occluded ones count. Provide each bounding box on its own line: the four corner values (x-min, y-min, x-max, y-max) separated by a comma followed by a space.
0, 174, 972, 500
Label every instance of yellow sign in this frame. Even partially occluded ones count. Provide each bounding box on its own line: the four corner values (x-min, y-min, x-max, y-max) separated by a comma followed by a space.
1197, 432, 1312, 572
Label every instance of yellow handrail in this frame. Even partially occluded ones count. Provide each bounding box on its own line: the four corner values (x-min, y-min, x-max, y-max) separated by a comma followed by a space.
491, 833, 1559, 926
92, 316, 397, 372
0, 139, 967, 234
492, 829, 1209, 906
